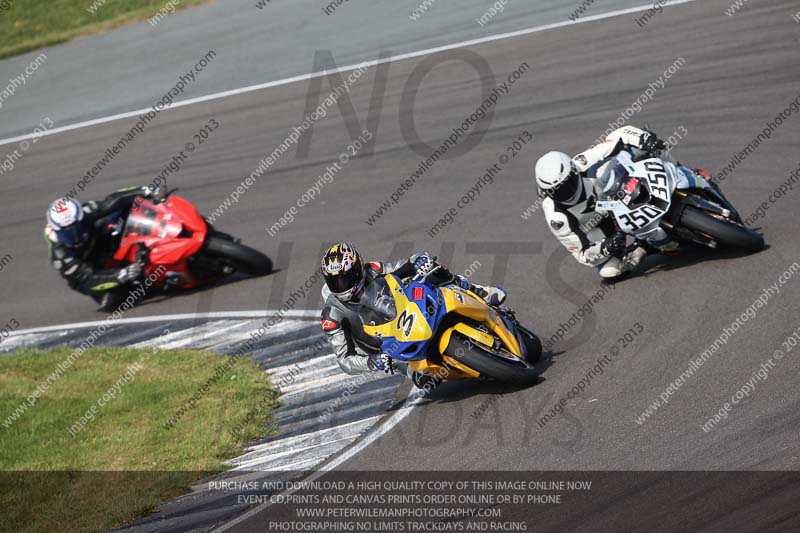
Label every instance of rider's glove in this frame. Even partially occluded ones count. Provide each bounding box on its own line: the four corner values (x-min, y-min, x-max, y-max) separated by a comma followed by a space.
640, 132, 667, 155
141, 182, 167, 203
368, 353, 394, 374
117, 262, 144, 284
601, 231, 627, 258
412, 253, 435, 276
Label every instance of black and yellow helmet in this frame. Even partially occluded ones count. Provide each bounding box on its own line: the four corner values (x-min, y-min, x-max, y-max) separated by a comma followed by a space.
321, 243, 365, 302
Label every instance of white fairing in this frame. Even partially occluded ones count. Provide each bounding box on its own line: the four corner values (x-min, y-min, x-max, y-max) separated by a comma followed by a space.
594, 152, 680, 239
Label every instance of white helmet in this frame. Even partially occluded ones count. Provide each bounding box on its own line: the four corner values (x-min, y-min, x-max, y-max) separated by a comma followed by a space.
534, 151, 584, 205
46, 197, 89, 247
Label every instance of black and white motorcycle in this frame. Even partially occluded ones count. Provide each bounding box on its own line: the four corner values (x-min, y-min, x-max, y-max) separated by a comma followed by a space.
594, 151, 764, 253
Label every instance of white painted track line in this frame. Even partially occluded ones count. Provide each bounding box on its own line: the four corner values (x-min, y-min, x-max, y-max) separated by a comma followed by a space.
213, 387, 428, 532
9, 310, 319, 336
240, 417, 382, 456
267, 353, 336, 377
228, 417, 382, 470
5, 309, 405, 526
0, 0, 698, 148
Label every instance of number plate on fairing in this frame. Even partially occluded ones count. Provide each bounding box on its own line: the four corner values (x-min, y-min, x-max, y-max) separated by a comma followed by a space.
596, 157, 677, 235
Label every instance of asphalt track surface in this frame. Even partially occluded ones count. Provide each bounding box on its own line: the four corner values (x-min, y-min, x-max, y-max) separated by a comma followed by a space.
2, 0, 800, 530
0, 0, 647, 139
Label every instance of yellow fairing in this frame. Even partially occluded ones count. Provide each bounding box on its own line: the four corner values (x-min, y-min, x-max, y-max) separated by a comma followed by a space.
438, 286, 522, 357
408, 358, 479, 380
362, 277, 523, 381
362, 275, 432, 342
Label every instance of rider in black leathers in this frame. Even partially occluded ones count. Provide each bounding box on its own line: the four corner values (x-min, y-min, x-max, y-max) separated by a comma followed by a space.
45, 185, 164, 310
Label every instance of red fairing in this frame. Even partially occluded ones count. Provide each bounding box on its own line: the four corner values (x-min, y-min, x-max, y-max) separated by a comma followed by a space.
114, 196, 208, 288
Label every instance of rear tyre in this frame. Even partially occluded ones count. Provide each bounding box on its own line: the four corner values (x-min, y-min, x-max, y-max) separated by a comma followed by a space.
445, 332, 539, 387
680, 206, 764, 253
201, 234, 273, 276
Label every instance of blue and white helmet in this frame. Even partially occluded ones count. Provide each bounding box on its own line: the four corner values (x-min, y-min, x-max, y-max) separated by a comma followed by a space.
46, 197, 89, 248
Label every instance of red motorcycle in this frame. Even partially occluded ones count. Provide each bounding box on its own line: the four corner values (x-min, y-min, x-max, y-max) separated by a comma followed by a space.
113, 192, 272, 289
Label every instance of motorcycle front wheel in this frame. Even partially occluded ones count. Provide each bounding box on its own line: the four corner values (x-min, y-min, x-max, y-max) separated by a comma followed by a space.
680, 206, 764, 253
444, 331, 539, 387
518, 325, 542, 364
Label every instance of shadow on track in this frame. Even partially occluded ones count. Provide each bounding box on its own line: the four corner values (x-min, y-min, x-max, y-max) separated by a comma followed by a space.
92, 269, 280, 313
608, 244, 770, 284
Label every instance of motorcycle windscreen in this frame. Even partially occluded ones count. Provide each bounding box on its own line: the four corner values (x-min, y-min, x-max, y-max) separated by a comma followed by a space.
361, 276, 433, 359
358, 277, 396, 326
123, 202, 160, 237
595, 158, 631, 199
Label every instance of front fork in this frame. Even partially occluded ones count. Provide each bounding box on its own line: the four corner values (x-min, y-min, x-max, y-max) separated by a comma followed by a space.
679, 167, 743, 223
675, 190, 733, 218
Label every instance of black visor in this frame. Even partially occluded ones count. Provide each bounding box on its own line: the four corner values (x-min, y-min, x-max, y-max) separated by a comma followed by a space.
325, 267, 363, 295
56, 221, 89, 248
548, 172, 582, 204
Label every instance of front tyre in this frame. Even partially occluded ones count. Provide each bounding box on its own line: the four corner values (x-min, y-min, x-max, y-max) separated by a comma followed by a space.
201, 234, 273, 276
445, 332, 539, 387
518, 326, 542, 364
680, 206, 764, 253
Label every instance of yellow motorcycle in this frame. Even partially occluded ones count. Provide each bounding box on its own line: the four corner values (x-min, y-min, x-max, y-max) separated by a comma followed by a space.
361, 271, 540, 386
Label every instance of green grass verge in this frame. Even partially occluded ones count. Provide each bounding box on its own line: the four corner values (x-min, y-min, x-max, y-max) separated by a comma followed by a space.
0, 0, 215, 60
0, 346, 279, 533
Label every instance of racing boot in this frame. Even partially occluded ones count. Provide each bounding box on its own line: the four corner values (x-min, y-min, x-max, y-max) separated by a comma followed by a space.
470, 284, 507, 306
599, 257, 625, 279
449, 272, 507, 306
598, 246, 647, 279
647, 228, 683, 257
622, 246, 648, 269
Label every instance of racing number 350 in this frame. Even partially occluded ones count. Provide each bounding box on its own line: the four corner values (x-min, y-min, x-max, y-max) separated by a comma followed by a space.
618, 205, 662, 231
644, 161, 669, 201
617, 161, 668, 231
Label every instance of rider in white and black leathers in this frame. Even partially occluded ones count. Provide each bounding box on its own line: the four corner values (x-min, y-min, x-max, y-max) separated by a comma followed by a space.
535, 126, 718, 279
319, 243, 508, 388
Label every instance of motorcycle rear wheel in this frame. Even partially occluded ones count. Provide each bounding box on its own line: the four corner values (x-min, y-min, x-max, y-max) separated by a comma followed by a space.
444, 332, 539, 387
680, 206, 764, 253
201, 233, 273, 276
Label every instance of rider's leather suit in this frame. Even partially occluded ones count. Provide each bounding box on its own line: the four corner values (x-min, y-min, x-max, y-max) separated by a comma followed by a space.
46, 188, 142, 303
542, 126, 708, 277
